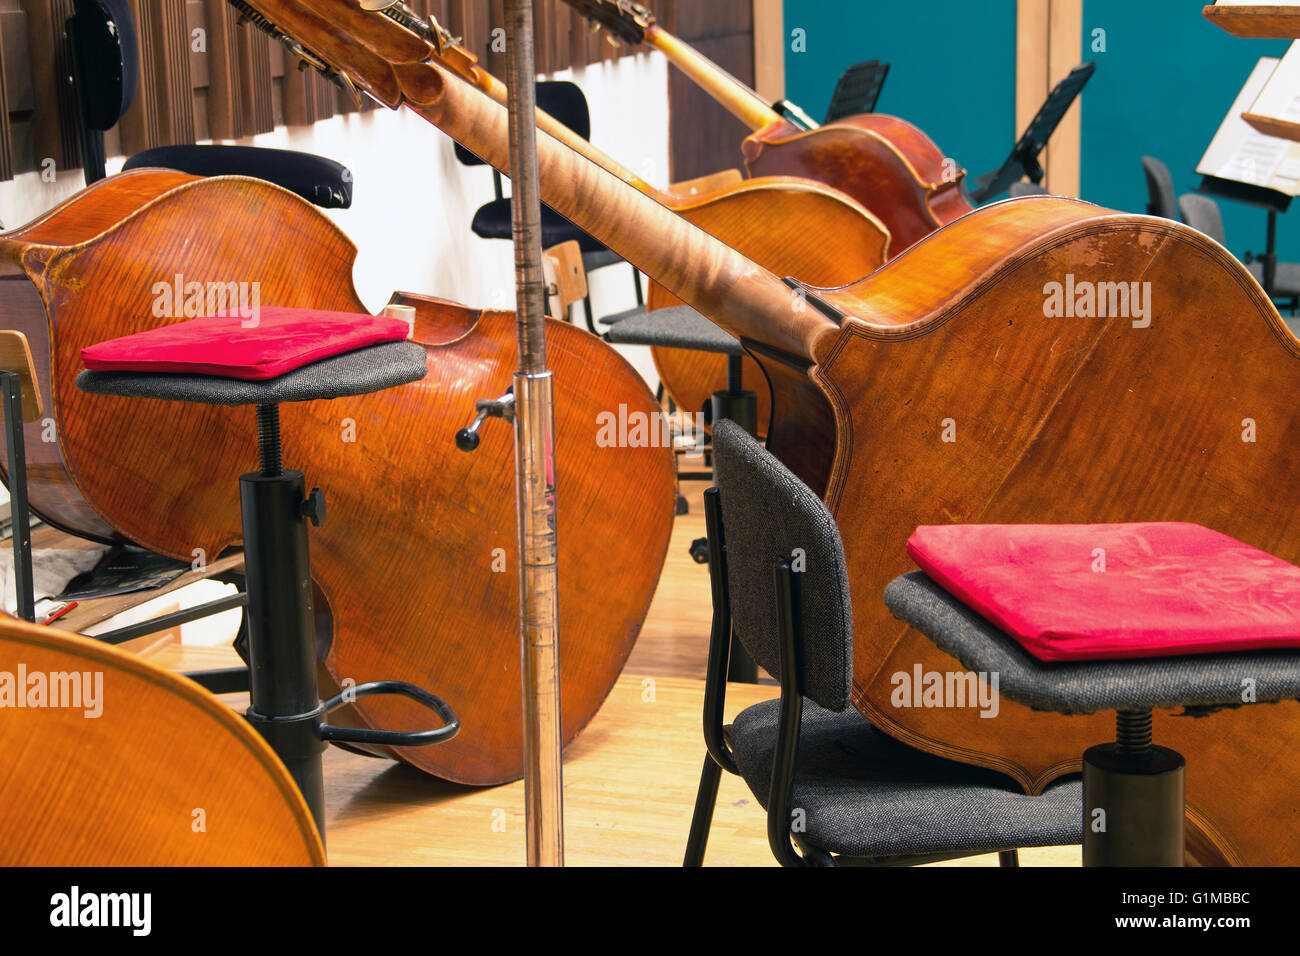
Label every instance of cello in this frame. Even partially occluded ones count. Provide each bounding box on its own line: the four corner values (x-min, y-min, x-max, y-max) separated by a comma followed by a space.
0, 613, 324, 864
560, 0, 978, 258
0, 168, 675, 786
245, 0, 1300, 864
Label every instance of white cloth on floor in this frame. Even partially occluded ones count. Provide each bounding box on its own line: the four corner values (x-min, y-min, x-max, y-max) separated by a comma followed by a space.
0, 546, 108, 615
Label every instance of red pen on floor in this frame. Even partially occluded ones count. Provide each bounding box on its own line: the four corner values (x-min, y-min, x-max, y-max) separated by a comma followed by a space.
41, 601, 77, 626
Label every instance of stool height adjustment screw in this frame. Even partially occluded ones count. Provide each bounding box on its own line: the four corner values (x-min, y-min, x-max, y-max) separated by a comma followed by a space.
256, 403, 283, 477
1115, 709, 1153, 756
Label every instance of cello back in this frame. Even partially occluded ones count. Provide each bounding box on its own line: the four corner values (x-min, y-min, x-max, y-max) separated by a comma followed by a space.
0, 615, 324, 865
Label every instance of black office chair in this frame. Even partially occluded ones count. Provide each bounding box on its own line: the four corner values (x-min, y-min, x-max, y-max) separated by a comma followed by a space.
683, 421, 1082, 867
1179, 193, 1300, 314
454, 80, 641, 331
1141, 156, 1178, 220
68, 0, 353, 210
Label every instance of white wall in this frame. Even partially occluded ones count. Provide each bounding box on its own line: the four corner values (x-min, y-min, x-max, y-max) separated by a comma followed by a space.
0, 51, 671, 390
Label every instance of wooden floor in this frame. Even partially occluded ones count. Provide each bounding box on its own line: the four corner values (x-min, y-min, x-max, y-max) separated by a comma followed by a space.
139, 476, 1078, 867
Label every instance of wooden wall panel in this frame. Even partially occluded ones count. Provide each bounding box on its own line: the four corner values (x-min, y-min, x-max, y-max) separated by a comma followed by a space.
663, 0, 755, 182
0, 4, 12, 181
1015, 0, 1083, 197
21, 0, 79, 172
3, 0, 654, 178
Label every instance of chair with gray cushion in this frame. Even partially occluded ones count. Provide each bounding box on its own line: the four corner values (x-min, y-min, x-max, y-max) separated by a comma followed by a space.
884, 532, 1300, 866
1142, 156, 1178, 219
1179, 193, 1300, 314
1009, 182, 1050, 197
683, 421, 1082, 866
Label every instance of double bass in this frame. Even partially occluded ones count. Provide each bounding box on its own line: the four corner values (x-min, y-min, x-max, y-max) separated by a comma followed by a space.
0, 168, 675, 786
246, 0, 1300, 864
560, 0, 977, 258
0, 613, 324, 864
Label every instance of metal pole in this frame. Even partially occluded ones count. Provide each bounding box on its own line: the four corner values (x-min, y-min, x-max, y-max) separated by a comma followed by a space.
503, 0, 564, 867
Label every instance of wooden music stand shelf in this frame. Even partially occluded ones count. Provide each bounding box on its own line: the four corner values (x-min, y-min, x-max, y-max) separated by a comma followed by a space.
1243, 111, 1300, 140
1204, 4, 1300, 39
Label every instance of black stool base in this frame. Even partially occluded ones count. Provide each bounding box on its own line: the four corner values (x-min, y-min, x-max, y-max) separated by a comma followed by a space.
1083, 742, 1185, 866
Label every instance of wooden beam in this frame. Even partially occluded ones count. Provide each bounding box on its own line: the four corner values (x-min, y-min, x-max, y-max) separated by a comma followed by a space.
1016, 0, 1083, 198
1046, 0, 1082, 197
752, 0, 784, 104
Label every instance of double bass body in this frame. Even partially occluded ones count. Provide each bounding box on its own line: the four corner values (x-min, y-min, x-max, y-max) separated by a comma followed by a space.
0, 170, 677, 786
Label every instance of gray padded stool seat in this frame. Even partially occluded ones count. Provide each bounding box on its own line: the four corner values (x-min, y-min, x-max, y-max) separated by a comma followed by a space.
729, 698, 1081, 860
884, 571, 1300, 714
884, 569, 1300, 866
603, 304, 744, 356
684, 421, 1082, 867
77, 341, 428, 406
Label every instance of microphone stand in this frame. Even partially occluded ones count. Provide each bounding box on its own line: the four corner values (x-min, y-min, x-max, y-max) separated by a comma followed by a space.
503, 0, 564, 867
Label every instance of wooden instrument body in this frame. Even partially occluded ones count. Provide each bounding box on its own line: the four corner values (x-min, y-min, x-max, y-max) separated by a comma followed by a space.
641, 176, 889, 430
234, 0, 1300, 861
0, 615, 324, 864
742, 115, 977, 260
780, 198, 1300, 865
0, 170, 676, 785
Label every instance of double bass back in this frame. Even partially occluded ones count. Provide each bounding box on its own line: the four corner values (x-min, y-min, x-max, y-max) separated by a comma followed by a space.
0, 169, 677, 785
0, 615, 325, 864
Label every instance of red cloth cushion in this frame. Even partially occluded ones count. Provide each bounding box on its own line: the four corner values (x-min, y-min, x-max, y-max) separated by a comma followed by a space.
82, 307, 410, 382
906, 522, 1300, 662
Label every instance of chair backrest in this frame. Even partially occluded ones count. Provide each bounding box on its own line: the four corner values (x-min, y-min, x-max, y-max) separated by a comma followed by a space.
69, 0, 137, 131
710, 420, 853, 711
123, 145, 354, 209
454, 80, 592, 168
1178, 193, 1227, 245
1141, 156, 1178, 219
67, 0, 138, 182
543, 240, 587, 317
1009, 181, 1050, 197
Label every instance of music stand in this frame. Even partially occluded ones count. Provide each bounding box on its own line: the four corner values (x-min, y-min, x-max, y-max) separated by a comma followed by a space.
968, 61, 1096, 203
1195, 56, 1300, 299
824, 60, 891, 123
1196, 177, 1292, 297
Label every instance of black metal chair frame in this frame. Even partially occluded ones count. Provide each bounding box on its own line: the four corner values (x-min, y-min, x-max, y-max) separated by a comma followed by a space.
683, 487, 1020, 868
0, 371, 250, 697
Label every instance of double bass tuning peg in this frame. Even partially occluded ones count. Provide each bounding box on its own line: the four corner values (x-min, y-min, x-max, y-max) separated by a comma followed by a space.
456, 389, 516, 452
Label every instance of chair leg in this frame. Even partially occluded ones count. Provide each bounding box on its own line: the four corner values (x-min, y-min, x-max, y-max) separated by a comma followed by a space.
998, 849, 1020, 867
683, 753, 723, 866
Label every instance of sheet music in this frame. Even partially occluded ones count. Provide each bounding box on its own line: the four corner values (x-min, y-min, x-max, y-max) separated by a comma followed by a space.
1197, 56, 1300, 195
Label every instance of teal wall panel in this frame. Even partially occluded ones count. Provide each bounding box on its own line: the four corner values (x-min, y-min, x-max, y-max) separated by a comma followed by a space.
782, 0, 1018, 184
1080, 1, 1292, 259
